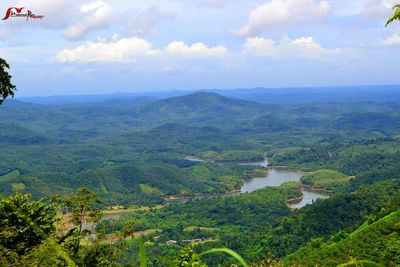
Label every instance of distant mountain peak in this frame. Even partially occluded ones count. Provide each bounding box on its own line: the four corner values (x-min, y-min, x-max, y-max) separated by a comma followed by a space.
133, 91, 267, 125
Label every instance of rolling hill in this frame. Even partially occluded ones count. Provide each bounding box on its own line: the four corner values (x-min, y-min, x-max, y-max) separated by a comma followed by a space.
284, 209, 400, 266
132, 92, 270, 126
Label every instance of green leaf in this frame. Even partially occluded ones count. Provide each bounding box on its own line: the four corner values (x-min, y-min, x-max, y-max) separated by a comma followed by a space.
139, 239, 147, 267
386, 4, 400, 26
200, 248, 248, 267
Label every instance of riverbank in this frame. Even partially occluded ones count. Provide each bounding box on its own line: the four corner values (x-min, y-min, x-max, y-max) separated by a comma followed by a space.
286, 195, 305, 207
181, 156, 331, 208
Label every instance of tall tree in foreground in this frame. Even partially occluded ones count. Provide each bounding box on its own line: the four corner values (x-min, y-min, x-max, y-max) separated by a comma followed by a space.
58, 187, 103, 261
387, 4, 400, 26
0, 193, 74, 266
62, 187, 103, 236
0, 58, 16, 105
0, 189, 124, 266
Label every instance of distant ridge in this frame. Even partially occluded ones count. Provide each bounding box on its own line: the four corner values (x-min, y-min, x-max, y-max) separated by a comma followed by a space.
135, 92, 266, 111
14, 85, 400, 106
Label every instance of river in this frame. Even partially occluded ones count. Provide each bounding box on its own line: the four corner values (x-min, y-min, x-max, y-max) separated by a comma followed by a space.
186, 157, 329, 208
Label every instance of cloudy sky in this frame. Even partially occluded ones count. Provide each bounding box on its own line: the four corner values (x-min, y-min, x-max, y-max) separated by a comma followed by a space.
0, 0, 399, 96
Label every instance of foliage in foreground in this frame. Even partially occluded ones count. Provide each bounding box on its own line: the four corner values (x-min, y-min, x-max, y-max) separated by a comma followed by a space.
0, 193, 58, 255
0, 190, 252, 267
386, 4, 400, 26
1, 187, 399, 267
0, 189, 124, 266
0, 58, 16, 105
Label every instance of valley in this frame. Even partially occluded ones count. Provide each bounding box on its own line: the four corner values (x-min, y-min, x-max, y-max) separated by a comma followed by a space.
1, 87, 400, 266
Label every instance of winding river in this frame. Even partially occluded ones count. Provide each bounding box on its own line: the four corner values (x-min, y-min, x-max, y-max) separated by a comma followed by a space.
185, 157, 329, 208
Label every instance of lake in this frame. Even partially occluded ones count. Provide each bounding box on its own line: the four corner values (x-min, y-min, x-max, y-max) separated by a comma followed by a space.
239, 159, 329, 208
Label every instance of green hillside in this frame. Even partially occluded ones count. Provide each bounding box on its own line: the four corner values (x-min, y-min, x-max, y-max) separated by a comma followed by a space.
300, 169, 352, 190
1, 91, 400, 266
1, 92, 400, 206
284, 209, 400, 266
132, 92, 269, 126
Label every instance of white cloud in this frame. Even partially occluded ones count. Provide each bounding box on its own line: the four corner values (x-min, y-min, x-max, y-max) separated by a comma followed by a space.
244, 37, 277, 57
57, 36, 156, 63
165, 41, 228, 58
361, 0, 397, 19
235, 0, 331, 37
244, 36, 340, 60
65, 1, 116, 40
380, 34, 400, 45
292, 37, 340, 59
57, 37, 228, 63
124, 6, 175, 37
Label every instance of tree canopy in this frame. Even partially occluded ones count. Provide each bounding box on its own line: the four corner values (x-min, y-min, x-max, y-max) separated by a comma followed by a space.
0, 193, 58, 257
0, 58, 16, 105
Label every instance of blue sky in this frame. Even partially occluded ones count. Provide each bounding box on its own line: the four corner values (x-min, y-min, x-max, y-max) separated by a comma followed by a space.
0, 0, 399, 96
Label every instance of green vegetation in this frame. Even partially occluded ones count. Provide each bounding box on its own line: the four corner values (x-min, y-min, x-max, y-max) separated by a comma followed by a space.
284, 209, 400, 266
12, 182, 26, 191
0, 190, 271, 266
300, 169, 352, 190
387, 4, 400, 26
1, 90, 400, 265
140, 184, 163, 195
1, 181, 399, 266
0, 170, 20, 181
200, 150, 266, 162
0, 193, 58, 256
2, 92, 400, 206
258, 179, 400, 258
0, 58, 16, 105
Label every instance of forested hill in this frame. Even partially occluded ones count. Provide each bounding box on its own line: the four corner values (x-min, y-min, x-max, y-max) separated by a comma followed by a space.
1, 87, 400, 266
284, 208, 400, 266
17, 85, 400, 105
131, 92, 270, 126
216, 85, 400, 104
1, 90, 400, 205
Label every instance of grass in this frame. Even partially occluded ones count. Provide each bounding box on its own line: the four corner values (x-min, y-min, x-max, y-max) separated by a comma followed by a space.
184, 226, 219, 232
200, 248, 248, 267
12, 182, 26, 191
98, 176, 109, 194
0, 170, 21, 181
139, 184, 163, 195
300, 169, 352, 190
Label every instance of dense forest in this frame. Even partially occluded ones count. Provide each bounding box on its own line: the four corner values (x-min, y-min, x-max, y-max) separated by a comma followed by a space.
1, 1, 400, 265
1, 85, 400, 266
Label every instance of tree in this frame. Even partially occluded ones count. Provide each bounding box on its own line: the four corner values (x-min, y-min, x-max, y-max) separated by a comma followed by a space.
386, 4, 400, 26
176, 247, 207, 267
0, 190, 127, 266
0, 193, 58, 255
62, 187, 103, 236
80, 237, 126, 267
122, 221, 136, 239
59, 187, 103, 261
0, 58, 17, 105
